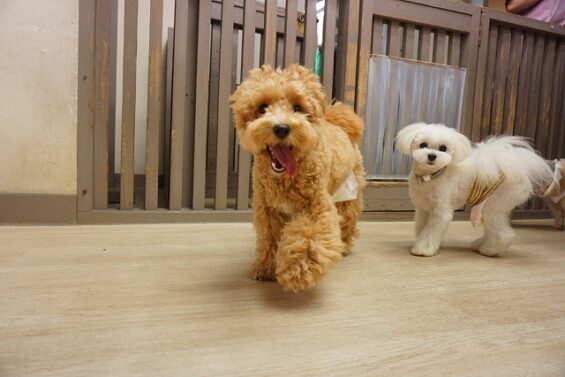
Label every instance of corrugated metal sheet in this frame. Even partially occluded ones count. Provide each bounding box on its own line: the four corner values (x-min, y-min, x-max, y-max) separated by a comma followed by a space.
363, 55, 466, 179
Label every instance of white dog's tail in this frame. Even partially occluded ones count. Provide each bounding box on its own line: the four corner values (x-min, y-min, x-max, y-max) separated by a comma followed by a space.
471, 136, 553, 192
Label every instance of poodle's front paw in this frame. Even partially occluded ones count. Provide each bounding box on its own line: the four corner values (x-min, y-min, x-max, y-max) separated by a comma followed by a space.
249, 261, 276, 281
411, 244, 437, 257
275, 257, 324, 292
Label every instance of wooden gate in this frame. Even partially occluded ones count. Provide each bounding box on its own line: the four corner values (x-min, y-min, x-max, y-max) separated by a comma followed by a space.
77, 0, 565, 223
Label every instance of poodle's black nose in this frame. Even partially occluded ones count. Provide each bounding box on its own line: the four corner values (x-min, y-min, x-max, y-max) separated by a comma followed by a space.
428, 153, 437, 161
273, 124, 290, 139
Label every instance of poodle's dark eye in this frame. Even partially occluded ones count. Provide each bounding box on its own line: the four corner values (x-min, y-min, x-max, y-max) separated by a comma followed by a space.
419, 142, 428, 149
293, 104, 302, 112
258, 103, 268, 114
439, 145, 447, 152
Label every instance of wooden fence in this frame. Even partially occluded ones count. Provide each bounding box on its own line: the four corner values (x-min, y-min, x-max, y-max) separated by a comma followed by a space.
77, 0, 565, 223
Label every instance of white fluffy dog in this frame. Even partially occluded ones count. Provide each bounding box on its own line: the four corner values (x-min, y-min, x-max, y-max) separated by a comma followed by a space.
396, 122, 554, 257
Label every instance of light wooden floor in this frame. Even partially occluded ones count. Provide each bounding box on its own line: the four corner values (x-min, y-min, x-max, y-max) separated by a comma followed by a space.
0, 220, 564, 377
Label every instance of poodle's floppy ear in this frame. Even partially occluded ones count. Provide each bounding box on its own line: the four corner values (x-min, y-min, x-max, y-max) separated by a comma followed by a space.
450, 130, 472, 163
396, 122, 426, 155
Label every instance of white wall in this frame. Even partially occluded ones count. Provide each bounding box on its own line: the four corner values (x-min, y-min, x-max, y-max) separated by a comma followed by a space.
0, 0, 78, 194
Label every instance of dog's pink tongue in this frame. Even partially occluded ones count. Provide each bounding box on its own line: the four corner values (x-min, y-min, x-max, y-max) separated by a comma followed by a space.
271, 145, 297, 176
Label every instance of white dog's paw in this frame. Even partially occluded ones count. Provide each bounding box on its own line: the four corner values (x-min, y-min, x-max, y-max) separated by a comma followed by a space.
411, 244, 437, 257
478, 245, 501, 258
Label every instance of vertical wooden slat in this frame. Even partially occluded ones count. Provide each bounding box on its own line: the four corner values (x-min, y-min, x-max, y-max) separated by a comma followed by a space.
145, 0, 163, 210
263, 0, 277, 65
283, 0, 298, 67
169, 0, 197, 210
471, 13, 491, 142
322, 0, 337, 98
503, 29, 523, 135
192, 0, 212, 210
93, 0, 111, 210
78, 0, 96, 212
371, 18, 384, 55
514, 32, 534, 138
215, 0, 234, 210
460, 7, 481, 140
388, 21, 401, 57
120, 0, 138, 210
433, 29, 447, 64
355, 2, 373, 117
340, 0, 360, 106
491, 26, 511, 135
526, 34, 545, 142
236, 0, 256, 210
480, 24, 499, 140
404, 24, 416, 59
108, 3, 119, 195
163, 28, 174, 205
536, 36, 556, 155
303, 0, 317, 69
558, 77, 565, 158
448, 32, 461, 66
549, 42, 565, 158
419, 26, 432, 62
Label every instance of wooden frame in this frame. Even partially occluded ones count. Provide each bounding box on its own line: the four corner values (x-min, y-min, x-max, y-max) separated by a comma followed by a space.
73, 0, 562, 224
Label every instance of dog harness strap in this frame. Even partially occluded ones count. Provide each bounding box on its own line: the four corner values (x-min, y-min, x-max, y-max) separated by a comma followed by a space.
467, 173, 505, 206
543, 159, 564, 202
416, 167, 446, 183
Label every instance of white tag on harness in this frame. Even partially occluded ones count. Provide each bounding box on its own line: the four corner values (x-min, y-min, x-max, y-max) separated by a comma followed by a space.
332, 172, 358, 203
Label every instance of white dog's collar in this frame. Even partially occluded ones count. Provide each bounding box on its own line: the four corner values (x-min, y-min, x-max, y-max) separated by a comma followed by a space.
415, 167, 446, 183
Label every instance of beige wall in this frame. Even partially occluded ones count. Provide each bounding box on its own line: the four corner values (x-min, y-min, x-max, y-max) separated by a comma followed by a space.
0, 0, 78, 194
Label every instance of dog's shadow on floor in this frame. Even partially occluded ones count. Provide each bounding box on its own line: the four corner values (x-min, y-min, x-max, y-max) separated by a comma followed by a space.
253, 280, 323, 310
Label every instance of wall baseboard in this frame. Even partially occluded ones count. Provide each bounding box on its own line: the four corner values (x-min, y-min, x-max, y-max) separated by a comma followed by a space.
0, 194, 76, 224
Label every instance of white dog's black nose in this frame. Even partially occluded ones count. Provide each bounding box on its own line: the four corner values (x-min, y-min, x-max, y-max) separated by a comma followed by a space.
273, 124, 290, 139
428, 153, 437, 162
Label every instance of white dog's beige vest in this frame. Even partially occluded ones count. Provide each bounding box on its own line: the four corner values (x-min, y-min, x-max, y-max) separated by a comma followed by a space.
467, 173, 505, 226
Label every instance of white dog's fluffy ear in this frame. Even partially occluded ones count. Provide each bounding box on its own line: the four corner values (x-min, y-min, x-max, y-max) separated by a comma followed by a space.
451, 131, 473, 163
396, 122, 427, 155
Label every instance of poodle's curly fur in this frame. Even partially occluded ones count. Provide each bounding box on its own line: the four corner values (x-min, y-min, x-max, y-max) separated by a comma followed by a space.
230, 65, 366, 292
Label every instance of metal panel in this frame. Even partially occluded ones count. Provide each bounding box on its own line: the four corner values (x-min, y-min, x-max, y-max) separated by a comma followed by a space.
120, 0, 138, 210
364, 56, 466, 179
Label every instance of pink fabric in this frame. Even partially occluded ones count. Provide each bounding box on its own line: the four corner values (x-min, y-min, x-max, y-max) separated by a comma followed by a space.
520, 0, 565, 25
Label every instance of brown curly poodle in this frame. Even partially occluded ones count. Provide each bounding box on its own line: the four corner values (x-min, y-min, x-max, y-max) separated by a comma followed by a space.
230, 65, 366, 292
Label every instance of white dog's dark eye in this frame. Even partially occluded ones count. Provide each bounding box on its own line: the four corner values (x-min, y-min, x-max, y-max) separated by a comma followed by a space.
419, 143, 428, 148
439, 145, 447, 152
293, 104, 302, 112
258, 103, 268, 114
